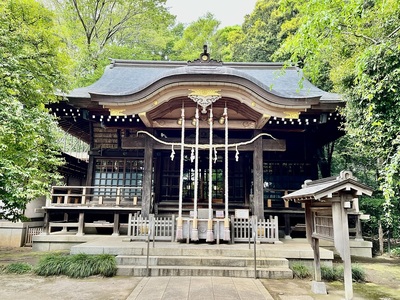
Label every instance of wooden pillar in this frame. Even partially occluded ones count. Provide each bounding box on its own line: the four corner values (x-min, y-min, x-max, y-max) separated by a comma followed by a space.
142, 136, 153, 217
86, 122, 95, 186
341, 195, 353, 300
284, 214, 291, 239
43, 212, 50, 235
77, 212, 85, 236
252, 134, 264, 219
61, 213, 68, 232
112, 213, 120, 236
312, 237, 322, 281
332, 196, 353, 300
85, 154, 95, 204
304, 202, 313, 244
355, 214, 363, 241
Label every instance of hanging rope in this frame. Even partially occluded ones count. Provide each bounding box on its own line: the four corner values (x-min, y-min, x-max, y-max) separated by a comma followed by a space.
206, 107, 214, 242
191, 106, 199, 241
137, 131, 276, 150
224, 106, 230, 241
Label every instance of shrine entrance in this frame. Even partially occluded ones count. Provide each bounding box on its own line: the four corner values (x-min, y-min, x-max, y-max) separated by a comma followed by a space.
154, 149, 252, 209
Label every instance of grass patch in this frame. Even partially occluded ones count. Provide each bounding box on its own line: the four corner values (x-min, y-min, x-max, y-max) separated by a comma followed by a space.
4, 262, 33, 274
321, 264, 366, 282
291, 262, 312, 279
321, 265, 341, 281
34, 253, 69, 276
34, 253, 116, 278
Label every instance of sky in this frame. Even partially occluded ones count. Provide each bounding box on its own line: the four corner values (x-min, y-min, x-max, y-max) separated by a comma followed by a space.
165, 0, 258, 28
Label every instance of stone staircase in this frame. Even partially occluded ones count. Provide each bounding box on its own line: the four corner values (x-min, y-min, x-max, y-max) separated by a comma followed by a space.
115, 245, 293, 279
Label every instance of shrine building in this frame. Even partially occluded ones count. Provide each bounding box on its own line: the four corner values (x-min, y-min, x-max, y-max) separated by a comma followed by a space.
44, 47, 343, 241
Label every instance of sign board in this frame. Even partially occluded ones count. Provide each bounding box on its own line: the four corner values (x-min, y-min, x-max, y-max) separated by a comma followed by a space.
215, 210, 224, 218
235, 209, 249, 219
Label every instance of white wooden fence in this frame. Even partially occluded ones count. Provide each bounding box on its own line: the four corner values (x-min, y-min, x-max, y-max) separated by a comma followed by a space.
128, 213, 279, 243
128, 213, 175, 241
231, 215, 279, 243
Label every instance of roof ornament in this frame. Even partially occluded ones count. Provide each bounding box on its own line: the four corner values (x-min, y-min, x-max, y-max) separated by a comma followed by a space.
187, 44, 223, 65
188, 88, 221, 114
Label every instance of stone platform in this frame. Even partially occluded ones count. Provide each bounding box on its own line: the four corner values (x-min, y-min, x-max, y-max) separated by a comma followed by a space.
34, 235, 334, 279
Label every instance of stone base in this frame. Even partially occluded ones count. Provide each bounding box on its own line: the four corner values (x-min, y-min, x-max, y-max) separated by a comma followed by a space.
320, 239, 373, 258
311, 281, 327, 294
0, 221, 44, 247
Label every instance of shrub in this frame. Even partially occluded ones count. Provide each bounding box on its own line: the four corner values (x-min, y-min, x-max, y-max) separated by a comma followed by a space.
4, 262, 33, 274
390, 247, 400, 257
291, 262, 312, 279
351, 264, 366, 282
321, 265, 341, 281
321, 264, 366, 282
35, 253, 116, 278
65, 253, 95, 278
92, 254, 117, 277
34, 253, 69, 276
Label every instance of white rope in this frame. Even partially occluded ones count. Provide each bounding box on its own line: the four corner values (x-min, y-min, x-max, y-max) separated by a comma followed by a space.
207, 107, 214, 242
178, 107, 185, 219
137, 131, 276, 149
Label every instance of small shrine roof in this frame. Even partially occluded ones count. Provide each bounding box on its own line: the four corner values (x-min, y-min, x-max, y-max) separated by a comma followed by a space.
282, 171, 373, 202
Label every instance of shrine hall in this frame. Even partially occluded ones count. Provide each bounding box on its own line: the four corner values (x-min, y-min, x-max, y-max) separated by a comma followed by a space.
43, 47, 343, 242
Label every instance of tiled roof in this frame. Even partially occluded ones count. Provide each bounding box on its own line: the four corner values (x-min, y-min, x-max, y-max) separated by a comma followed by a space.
283, 171, 373, 202
66, 60, 341, 103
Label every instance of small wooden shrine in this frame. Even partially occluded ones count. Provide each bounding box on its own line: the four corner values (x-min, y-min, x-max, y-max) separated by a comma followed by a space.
283, 171, 373, 299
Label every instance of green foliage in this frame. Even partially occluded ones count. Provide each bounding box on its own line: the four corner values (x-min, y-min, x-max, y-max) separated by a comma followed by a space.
274, 0, 400, 234
321, 265, 366, 282
291, 262, 311, 279
232, 0, 293, 62
47, 0, 177, 87
172, 13, 220, 61
4, 262, 33, 274
390, 247, 400, 258
344, 42, 400, 231
211, 26, 244, 62
321, 265, 341, 281
35, 253, 117, 278
351, 265, 367, 282
0, 0, 67, 221
34, 253, 69, 276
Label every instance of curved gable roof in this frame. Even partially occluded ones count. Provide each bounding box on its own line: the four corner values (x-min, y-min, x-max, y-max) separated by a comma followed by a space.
67, 60, 341, 104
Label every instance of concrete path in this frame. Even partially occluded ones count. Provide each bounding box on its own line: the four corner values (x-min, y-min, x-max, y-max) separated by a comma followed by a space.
127, 276, 274, 300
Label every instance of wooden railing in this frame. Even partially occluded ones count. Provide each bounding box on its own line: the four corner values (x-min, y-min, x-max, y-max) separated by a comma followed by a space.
47, 186, 142, 207
127, 213, 175, 242
231, 215, 279, 243
24, 226, 43, 246
127, 213, 279, 243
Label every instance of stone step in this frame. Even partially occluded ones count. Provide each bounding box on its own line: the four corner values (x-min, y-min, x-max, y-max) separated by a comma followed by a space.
116, 255, 289, 268
117, 265, 293, 279
106, 246, 295, 258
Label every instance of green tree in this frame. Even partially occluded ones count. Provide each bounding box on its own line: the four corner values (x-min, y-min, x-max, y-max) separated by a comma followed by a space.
0, 0, 67, 221
211, 25, 243, 62
172, 13, 220, 61
344, 42, 400, 233
48, 0, 177, 86
232, 0, 293, 62
276, 0, 400, 232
